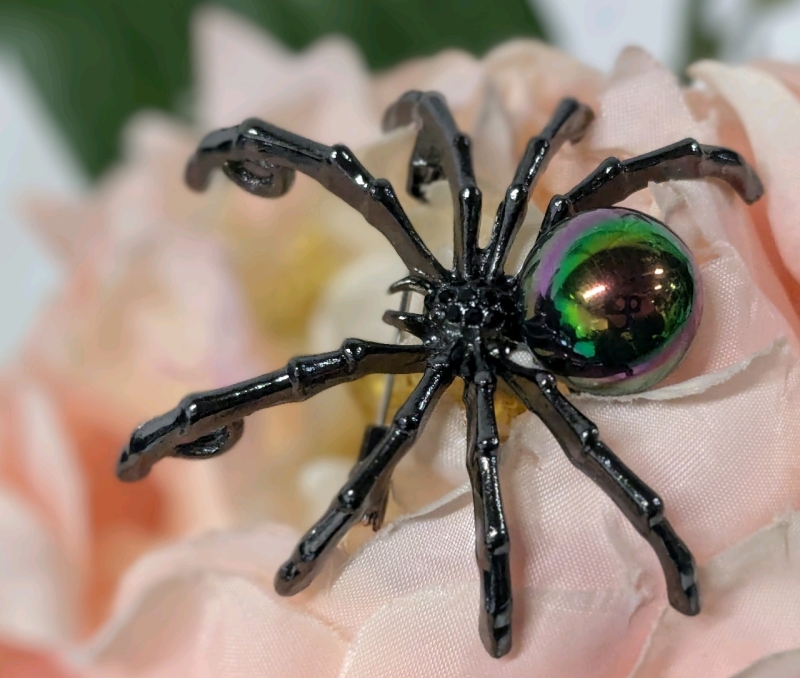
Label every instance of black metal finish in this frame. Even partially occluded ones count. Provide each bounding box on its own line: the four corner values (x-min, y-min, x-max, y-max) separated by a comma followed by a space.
464, 348, 512, 657
275, 360, 455, 596
482, 98, 594, 279
383, 91, 482, 278
119, 93, 763, 658
500, 362, 699, 615
534, 138, 764, 247
117, 340, 427, 482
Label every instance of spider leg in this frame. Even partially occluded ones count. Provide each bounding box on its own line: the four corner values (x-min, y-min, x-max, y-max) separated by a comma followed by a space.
536, 138, 764, 242
499, 361, 699, 616
275, 360, 455, 596
383, 91, 481, 278
185, 120, 446, 281
117, 340, 428, 482
352, 424, 392, 530
464, 354, 513, 658
482, 98, 594, 279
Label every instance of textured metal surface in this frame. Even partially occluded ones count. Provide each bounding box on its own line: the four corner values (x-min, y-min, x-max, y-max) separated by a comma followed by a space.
119, 92, 763, 658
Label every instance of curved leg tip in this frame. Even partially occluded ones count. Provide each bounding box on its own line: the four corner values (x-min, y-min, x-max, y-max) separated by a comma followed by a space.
669, 577, 701, 617
651, 519, 701, 617
116, 410, 244, 482
744, 168, 765, 204
568, 102, 596, 144
480, 625, 512, 659
116, 422, 164, 482
185, 157, 210, 193
274, 559, 311, 597
172, 420, 244, 460
116, 445, 152, 482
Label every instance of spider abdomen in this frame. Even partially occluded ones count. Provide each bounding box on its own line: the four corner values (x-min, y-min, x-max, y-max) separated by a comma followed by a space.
521, 207, 701, 395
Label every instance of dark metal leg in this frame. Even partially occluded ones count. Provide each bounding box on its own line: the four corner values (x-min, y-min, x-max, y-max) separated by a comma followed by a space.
464, 363, 513, 658
500, 361, 700, 616
482, 98, 594, 278
185, 120, 446, 281
117, 341, 428, 482
383, 91, 481, 279
355, 424, 391, 530
536, 138, 764, 242
274, 362, 455, 596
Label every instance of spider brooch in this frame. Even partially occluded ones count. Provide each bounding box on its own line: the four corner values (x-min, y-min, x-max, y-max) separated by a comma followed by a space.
117, 91, 763, 658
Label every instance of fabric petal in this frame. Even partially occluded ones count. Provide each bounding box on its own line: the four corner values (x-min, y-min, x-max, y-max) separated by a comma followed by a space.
732, 648, 800, 678
631, 514, 800, 678
193, 5, 375, 146
689, 62, 800, 284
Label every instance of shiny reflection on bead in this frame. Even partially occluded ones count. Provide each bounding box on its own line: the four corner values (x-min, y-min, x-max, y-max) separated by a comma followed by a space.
521, 207, 702, 394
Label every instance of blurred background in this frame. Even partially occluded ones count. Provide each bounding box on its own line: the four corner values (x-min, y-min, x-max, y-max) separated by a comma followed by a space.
1, 0, 799, 651
1, 0, 800, 357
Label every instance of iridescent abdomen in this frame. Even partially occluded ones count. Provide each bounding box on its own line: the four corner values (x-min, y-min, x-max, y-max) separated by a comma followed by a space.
521, 207, 702, 395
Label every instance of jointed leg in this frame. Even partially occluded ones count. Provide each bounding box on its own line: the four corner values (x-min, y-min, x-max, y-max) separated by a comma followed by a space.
275, 361, 455, 596
117, 340, 428, 482
383, 91, 482, 278
482, 98, 594, 278
500, 361, 699, 616
464, 364, 513, 658
537, 138, 764, 242
354, 424, 392, 530
185, 120, 446, 281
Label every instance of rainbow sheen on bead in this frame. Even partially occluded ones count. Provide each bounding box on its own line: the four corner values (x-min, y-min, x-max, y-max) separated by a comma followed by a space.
521, 207, 702, 395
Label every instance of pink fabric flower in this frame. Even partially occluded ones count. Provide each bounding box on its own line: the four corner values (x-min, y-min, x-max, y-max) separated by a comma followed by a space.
6, 8, 800, 678
0, 5, 385, 655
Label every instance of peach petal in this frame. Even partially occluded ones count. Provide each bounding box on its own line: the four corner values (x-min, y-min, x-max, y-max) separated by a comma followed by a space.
26, 227, 262, 422
689, 62, 800, 284
374, 49, 481, 117
631, 514, 800, 678
754, 60, 800, 100
482, 40, 603, 144
15, 379, 89, 561
0, 642, 78, 678
733, 648, 800, 678
75, 527, 346, 678
572, 342, 800, 562
0, 373, 88, 576
666, 243, 792, 382
0, 488, 72, 643
308, 251, 404, 352
591, 47, 712, 155
193, 6, 375, 146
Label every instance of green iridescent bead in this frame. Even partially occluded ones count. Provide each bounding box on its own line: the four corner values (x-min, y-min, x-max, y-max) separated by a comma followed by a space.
521, 207, 702, 395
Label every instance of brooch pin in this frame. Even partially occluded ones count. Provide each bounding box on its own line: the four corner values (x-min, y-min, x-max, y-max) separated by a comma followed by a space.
117, 91, 763, 658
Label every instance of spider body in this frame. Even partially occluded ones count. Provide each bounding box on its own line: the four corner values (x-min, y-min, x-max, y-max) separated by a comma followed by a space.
401, 275, 522, 357
117, 91, 763, 659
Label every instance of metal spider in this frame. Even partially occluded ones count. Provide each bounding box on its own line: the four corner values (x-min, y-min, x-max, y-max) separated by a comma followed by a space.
116, 91, 763, 658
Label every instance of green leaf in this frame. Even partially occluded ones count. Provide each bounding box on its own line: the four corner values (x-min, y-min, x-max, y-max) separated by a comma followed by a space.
682, 0, 722, 72
0, 0, 545, 177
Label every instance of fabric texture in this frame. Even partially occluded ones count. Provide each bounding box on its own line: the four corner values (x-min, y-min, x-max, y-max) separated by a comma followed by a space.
3, 8, 800, 678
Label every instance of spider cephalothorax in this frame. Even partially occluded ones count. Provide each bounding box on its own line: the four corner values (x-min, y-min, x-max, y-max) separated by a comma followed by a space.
117, 91, 763, 658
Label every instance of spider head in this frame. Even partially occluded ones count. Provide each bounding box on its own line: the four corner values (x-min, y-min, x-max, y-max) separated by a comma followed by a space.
419, 276, 523, 348
519, 207, 702, 395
